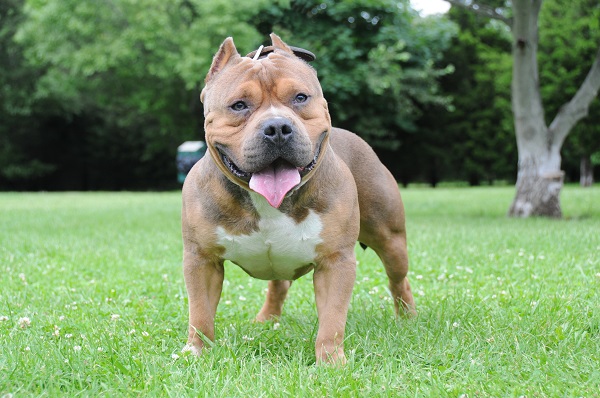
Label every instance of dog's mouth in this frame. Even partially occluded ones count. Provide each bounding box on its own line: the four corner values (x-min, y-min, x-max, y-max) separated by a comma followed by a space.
220, 151, 253, 181
216, 136, 324, 208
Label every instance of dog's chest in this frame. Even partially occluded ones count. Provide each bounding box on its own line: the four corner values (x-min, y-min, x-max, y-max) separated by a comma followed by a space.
216, 193, 323, 280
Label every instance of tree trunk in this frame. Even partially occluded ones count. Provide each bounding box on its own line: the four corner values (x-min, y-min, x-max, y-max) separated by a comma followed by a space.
445, 0, 600, 216
509, 144, 564, 217
508, 0, 563, 217
580, 155, 594, 187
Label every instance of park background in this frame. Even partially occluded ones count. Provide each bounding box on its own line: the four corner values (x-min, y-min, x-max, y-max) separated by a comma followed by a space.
2, 1, 600, 395
1, 0, 599, 193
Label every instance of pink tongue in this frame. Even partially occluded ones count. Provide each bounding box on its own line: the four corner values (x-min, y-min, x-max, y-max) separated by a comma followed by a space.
249, 161, 301, 208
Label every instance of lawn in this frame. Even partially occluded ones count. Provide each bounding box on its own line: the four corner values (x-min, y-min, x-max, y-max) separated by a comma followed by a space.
1, 186, 599, 396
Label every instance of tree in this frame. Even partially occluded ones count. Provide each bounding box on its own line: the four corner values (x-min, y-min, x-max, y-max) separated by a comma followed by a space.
0, 0, 55, 189
537, 0, 600, 186
254, 0, 456, 152
422, 5, 516, 186
6, 0, 456, 189
446, 0, 600, 217
9, 0, 268, 190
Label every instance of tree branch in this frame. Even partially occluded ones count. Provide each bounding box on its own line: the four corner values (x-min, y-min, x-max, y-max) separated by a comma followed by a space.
532, 0, 543, 17
549, 46, 600, 147
444, 0, 512, 26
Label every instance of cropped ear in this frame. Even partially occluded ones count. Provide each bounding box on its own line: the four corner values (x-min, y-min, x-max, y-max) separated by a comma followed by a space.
270, 33, 294, 56
205, 37, 241, 83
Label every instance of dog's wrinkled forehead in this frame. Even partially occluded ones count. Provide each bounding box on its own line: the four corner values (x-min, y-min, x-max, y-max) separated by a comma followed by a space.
201, 34, 322, 109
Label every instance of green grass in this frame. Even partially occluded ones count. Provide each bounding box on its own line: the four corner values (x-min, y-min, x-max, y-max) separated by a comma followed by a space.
1, 186, 599, 396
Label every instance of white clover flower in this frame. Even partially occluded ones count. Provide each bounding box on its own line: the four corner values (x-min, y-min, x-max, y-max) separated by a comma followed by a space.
171, 353, 180, 360
110, 314, 120, 321
18, 317, 31, 329
73, 345, 82, 352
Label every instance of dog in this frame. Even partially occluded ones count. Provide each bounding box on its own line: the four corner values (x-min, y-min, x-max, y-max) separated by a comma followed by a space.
181, 34, 415, 364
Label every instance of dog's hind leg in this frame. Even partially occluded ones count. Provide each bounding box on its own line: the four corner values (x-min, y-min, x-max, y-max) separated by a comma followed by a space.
372, 233, 416, 317
255, 280, 292, 322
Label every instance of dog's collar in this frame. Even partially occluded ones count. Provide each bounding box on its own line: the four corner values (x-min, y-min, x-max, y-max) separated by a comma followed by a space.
246, 45, 316, 62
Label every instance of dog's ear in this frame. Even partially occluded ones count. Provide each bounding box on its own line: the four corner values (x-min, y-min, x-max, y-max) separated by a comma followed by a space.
270, 33, 295, 56
205, 37, 241, 83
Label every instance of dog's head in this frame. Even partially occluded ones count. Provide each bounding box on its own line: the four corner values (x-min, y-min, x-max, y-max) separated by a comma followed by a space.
201, 34, 331, 208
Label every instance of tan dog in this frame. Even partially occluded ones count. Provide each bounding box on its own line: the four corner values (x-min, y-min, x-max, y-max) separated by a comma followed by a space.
181, 34, 415, 364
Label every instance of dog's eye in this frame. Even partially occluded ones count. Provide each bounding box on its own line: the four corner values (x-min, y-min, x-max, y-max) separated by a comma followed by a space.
293, 93, 309, 104
230, 101, 248, 111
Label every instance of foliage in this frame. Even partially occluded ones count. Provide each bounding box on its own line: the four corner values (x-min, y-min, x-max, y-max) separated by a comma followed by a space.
1, 188, 599, 394
442, 0, 600, 190
256, 0, 457, 149
0, 0, 55, 184
4, 0, 268, 190
538, 0, 600, 179
2, 0, 599, 189
446, 8, 515, 185
411, 5, 516, 186
1, 0, 457, 189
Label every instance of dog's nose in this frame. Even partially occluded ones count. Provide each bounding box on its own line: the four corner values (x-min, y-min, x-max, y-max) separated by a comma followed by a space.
262, 118, 294, 146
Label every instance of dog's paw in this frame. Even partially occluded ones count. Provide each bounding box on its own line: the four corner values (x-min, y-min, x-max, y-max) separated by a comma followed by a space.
316, 351, 347, 366
181, 343, 202, 356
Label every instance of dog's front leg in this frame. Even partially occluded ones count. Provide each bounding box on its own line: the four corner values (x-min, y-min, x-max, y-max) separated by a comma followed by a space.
183, 249, 224, 355
313, 251, 356, 365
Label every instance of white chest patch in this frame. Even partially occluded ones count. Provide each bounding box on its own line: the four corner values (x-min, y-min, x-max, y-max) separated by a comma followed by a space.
216, 192, 323, 280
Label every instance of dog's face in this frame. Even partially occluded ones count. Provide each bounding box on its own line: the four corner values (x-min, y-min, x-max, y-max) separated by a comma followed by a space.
201, 34, 331, 207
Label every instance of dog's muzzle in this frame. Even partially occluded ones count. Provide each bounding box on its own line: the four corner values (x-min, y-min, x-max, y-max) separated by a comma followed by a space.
216, 132, 325, 208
